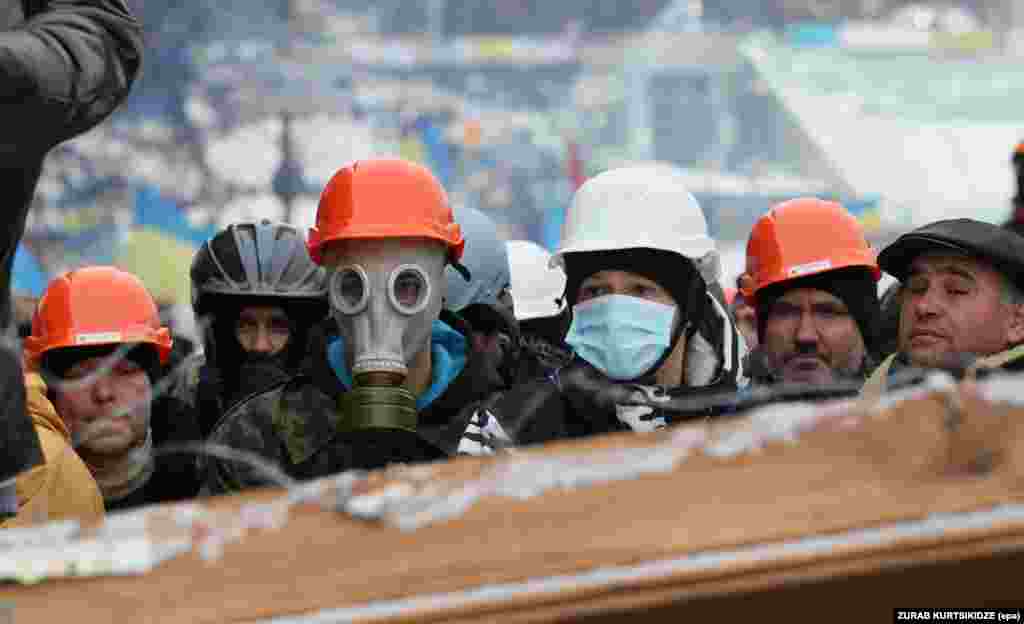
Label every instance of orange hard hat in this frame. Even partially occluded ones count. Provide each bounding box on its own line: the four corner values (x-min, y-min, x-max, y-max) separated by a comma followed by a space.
24, 266, 172, 365
744, 197, 880, 301
307, 158, 464, 265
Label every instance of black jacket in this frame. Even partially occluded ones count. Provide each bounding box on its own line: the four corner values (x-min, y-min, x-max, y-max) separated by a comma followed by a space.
457, 292, 749, 454
0, 0, 142, 328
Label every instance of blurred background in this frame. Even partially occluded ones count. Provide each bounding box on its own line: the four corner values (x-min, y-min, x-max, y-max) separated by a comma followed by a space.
11, 0, 1024, 336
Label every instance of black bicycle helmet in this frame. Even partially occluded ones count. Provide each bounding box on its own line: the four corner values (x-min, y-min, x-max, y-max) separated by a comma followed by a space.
191, 219, 326, 315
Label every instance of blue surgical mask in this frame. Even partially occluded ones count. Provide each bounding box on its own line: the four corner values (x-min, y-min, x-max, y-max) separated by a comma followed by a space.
565, 294, 677, 381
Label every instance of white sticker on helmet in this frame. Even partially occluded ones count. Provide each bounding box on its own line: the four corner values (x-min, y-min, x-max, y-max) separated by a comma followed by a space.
74, 332, 122, 345
787, 259, 832, 278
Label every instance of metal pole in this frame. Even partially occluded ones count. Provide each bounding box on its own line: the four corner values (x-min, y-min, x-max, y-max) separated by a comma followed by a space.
428, 0, 445, 45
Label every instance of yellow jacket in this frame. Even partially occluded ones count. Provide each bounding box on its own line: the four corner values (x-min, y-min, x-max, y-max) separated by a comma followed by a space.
0, 373, 104, 528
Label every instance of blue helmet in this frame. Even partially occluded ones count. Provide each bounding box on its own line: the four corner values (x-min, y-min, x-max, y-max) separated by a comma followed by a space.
444, 206, 511, 312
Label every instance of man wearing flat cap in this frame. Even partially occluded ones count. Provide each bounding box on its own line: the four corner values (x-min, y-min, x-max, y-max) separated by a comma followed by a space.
864, 218, 1024, 397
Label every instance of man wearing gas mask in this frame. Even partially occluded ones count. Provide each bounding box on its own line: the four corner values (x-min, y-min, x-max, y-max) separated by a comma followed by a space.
203, 159, 505, 493
458, 165, 749, 455
443, 205, 519, 389
170, 220, 328, 437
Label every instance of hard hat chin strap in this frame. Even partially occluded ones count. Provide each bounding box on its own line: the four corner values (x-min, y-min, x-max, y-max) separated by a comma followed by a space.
451, 261, 471, 282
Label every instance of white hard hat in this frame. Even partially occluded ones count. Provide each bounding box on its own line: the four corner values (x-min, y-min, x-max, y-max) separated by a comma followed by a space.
551, 165, 715, 269
506, 240, 567, 321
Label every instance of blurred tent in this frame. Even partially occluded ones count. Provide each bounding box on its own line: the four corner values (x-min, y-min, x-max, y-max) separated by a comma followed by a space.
11, 245, 49, 298
114, 228, 196, 304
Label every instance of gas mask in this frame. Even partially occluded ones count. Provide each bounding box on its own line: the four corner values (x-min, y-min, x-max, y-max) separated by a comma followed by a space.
327, 239, 447, 432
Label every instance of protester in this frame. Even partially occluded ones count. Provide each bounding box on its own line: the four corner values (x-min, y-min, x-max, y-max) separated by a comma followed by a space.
174, 220, 328, 436
743, 198, 880, 386
504, 239, 573, 384
1002, 141, 1024, 237
443, 205, 518, 389
0, 0, 142, 500
458, 165, 747, 455
202, 158, 505, 493
727, 280, 759, 353
864, 219, 1024, 398
24, 267, 202, 511
877, 280, 902, 360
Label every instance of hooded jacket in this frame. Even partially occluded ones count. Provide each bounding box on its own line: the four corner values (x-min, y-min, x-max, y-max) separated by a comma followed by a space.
1, 372, 104, 528
458, 292, 749, 455
0, 0, 142, 329
201, 313, 506, 494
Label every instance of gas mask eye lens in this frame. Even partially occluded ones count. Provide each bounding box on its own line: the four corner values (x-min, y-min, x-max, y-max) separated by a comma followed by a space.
388, 265, 431, 315
394, 273, 422, 306
330, 265, 369, 315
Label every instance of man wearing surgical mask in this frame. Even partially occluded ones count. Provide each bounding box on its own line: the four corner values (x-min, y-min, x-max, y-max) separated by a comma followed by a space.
458, 165, 748, 455
202, 159, 505, 494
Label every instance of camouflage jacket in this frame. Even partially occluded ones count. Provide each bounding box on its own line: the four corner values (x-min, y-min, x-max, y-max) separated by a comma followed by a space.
201, 322, 505, 495
163, 349, 296, 438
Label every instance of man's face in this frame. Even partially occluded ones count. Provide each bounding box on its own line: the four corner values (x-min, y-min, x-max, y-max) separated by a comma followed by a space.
898, 252, 1024, 369
235, 305, 291, 356
762, 287, 867, 385
54, 352, 152, 456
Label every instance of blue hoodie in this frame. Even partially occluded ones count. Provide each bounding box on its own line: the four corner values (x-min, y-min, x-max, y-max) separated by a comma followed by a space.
327, 320, 468, 410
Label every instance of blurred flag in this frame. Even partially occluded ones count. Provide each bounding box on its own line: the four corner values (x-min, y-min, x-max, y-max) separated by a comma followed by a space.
135, 185, 217, 246
416, 116, 453, 190
11, 245, 48, 298
566, 138, 586, 191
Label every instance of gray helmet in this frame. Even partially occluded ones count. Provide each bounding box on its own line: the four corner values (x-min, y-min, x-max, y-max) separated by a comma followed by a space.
444, 206, 511, 312
191, 219, 327, 316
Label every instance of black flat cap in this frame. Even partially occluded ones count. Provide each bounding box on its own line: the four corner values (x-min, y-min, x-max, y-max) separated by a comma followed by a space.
878, 218, 1024, 289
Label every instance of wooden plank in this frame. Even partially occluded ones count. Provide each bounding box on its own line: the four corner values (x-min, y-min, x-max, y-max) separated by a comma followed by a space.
1, 386, 1022, 622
